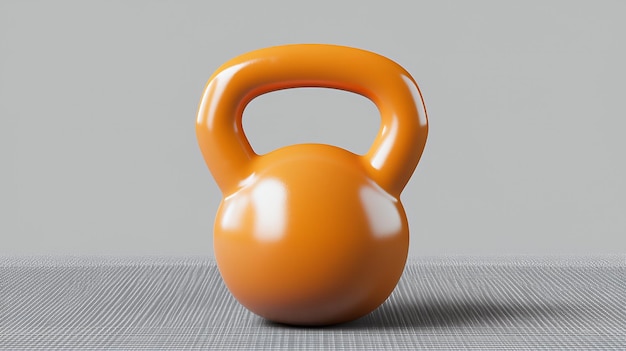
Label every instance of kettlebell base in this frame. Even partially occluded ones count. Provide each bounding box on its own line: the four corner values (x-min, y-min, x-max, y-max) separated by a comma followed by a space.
233, 279, 399, 327
218, 246, 406, 326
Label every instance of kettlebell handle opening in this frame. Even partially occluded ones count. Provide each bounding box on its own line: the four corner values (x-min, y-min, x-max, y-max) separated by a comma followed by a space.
196, 44, 428, 196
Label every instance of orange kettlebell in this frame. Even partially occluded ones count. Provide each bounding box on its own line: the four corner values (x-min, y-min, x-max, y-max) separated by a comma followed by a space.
196, 44, 428, 326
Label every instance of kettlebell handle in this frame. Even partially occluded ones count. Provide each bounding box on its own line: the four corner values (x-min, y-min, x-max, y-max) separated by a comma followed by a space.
196, 44, 428, 196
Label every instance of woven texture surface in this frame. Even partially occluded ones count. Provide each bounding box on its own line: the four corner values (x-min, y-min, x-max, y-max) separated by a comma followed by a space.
1, 256, 624, 350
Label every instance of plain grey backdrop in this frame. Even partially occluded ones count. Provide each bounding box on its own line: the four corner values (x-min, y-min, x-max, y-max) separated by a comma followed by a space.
1, 1, 624, 256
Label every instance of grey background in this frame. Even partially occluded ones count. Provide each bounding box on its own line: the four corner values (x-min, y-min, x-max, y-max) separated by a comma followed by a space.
1, 1, 624, 256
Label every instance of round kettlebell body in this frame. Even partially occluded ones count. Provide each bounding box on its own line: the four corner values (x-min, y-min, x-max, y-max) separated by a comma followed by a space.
196, 44, 428, 326
214, 145, 408, 325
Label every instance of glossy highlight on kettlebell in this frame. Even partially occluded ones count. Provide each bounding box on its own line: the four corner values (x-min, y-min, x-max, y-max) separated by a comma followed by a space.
196, 44, 428, 326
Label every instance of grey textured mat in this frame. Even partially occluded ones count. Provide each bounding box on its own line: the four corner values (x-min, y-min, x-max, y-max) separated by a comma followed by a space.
1, 256, 624, 350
